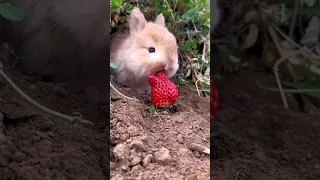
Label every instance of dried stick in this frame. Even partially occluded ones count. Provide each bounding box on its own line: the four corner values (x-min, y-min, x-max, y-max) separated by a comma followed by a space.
0, 65, 94, 126
273, 48, 307, 109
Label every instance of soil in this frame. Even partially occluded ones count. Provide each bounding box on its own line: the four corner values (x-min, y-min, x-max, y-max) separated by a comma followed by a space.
0, 65, 211, 179
109, 84, 210, 179
212, 69, 320, 180
0, 68, 109, 180
1, 60, 319, 180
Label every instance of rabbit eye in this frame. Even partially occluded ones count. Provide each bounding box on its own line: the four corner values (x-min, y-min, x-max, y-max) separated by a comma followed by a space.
148, 47, 155, 53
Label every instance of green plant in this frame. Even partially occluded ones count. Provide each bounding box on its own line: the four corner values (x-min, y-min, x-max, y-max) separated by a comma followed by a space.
110, 0, 210, 96
110, 60, 118, 69
0, 2, 23, 21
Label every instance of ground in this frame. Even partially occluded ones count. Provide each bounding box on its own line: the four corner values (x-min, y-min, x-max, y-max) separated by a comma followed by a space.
0, 66, 211, 180
0, 62, 319, 180
212, 69, 320, 180
109, 84, 210, 179
0, 68, 109, 180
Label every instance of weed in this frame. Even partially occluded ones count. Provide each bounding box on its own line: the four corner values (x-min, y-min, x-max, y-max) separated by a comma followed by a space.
110, 0, 211, 96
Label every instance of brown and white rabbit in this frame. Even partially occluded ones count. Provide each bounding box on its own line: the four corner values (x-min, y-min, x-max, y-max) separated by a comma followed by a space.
110, 8, 179, 94
212, 0, 221, 30
1, 0, 109, 104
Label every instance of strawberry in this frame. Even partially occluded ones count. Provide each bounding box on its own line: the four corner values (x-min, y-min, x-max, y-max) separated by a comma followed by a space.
148, 71, 179, 108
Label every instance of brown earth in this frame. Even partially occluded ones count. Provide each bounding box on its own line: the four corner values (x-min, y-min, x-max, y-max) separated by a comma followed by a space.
212, 69, 320, 180
0, 65, 211, 180
0, 68, 109, 180
1, 58, 319, 180
109, 83, 210, 179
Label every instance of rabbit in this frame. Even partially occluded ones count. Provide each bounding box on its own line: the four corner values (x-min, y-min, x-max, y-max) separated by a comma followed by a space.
110, 8, 179, 95
212, 0, 221, 30
1, 0, 109, 105
211, 0, 233, 39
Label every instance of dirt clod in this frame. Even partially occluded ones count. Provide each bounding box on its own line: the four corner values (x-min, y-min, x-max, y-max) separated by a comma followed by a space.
0, 68, 108, 180
212, 70, 320, 180
154, 147, 171, 164
176, 134, 184, 144
177, 148, 190, 157
130, 155, 142, 166
127, 125, 140, 137
110, 84, 210, 179
111, 174, 124, 180
142, 154, 153, 167
113, 144, 129, 159
130, 140, 146, 152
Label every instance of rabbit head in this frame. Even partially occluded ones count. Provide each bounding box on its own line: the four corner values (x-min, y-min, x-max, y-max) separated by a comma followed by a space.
110, 8, 179, 94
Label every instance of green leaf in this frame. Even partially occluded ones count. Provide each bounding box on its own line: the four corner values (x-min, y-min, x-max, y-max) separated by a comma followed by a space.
179, 76, 187, 85
181, 40, 193, 51
110, 0, 122, 9
257, 80, 320, 98
294, 78, 320, 98
198, 88, 210, 92
146, 105, 154, 113
300, 4, 320, 14
0, 3, 24, 21
182, 8, 197, 21
110, 61, 118, 69
123, 3, 133, 10
228, 55, 241, 64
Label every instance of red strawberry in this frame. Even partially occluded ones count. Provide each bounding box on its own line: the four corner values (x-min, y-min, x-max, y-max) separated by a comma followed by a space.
148, 71, 179, 108
210, 80, 219, 123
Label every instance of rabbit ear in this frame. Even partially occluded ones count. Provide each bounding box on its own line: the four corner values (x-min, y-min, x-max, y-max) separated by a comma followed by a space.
155, 13, 165, 27
129, 8, 147, 34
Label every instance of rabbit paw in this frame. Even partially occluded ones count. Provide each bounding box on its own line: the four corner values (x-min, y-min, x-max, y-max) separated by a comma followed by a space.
137, 86, 151, 95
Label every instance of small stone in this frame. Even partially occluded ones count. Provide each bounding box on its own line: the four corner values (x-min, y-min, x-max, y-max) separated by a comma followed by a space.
121, 165, 129, 172
131, 165, 143, 171
0, 156, 8, 167
12, 151, 26, 162
306, 152, 312, 159
126, 138, 132, 143
120, 133, 129, 141
127, 125, 139, 137
113, 144, 129, 159
177, 148, 190, 157
140, 135, 148, 141
47, 132, 55, 138
54, 86, 68, 97
130, 140, 146, 152
82, 145, 91, 152
32, 136, 41, 142
0, 133, 7, 144
176, 118, 183, 124
130, 156, 141, 166
195, 152, 200, 157
0, 112, 3, 121
0, 114, 3, 134
176, 134, 184, 144
111, 174, 124, 180
114, 133, 120, 139
154, 147, 171, 164
142, 154, 153, 167
34, 131, 47, 139
30, 85, 36, 90
110, 162, 116, 170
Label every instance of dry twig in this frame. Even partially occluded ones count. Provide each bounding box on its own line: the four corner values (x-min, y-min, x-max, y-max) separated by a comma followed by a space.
0, 64, 94, 126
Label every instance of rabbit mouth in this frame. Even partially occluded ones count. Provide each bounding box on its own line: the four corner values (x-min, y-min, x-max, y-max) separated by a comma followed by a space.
163, 70, 170, 77
152, 69, 164, 75
150, 69, 168, 76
